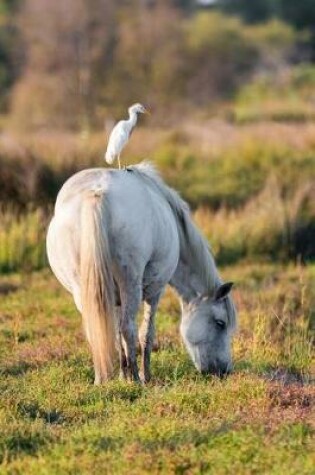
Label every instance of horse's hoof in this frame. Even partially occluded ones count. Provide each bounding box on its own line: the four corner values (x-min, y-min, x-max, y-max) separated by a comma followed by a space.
139, 372, 151, 385
119, 371, 127, 381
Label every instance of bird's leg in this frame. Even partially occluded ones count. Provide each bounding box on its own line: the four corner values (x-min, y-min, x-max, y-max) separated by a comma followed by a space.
118, 155, 121, 170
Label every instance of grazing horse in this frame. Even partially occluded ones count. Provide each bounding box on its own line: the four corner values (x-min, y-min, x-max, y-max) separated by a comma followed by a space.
46, 163, 237, 384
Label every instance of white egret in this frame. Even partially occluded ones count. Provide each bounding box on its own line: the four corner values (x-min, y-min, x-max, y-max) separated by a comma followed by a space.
105, 103, 150, 169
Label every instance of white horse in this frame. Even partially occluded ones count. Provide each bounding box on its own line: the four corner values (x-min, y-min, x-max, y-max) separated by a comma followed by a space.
46, 163, 237, 384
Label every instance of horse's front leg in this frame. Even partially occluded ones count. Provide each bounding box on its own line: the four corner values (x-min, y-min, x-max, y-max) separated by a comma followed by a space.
139, 293, 161, 383
120, 285, 142, 383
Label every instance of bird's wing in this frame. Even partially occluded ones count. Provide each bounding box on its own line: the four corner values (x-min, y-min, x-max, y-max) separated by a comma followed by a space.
106, 121, 129, 157
128, 121, 137, 139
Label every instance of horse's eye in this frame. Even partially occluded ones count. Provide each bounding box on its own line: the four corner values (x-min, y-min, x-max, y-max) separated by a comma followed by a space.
215, 319, 226, 330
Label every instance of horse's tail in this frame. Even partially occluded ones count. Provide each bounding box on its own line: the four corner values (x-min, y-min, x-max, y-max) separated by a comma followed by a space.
80, 190, 116, 384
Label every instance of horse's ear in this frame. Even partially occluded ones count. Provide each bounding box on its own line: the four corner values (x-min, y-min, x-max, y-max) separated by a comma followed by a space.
214, 282, 234, 301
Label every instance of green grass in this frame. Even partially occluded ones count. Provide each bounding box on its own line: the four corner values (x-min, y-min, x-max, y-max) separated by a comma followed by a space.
0, 120, 314, 269
0, 207, 48, 273
231, 64, 315, 124
0, 264, 313, 474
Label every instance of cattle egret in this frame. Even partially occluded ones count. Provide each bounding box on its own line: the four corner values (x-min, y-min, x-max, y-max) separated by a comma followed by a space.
105, 103, 149, 169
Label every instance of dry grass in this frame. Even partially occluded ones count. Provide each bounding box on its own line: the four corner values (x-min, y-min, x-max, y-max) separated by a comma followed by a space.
0, 263, 313, 474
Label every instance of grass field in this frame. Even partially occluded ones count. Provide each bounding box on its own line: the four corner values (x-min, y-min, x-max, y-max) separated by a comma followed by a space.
0, 263, 313, 474
0, 5, 314, 473
0, 112, 314, 475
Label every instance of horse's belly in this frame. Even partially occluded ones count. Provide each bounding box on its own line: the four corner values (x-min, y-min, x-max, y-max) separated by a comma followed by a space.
142, 223, 179, 297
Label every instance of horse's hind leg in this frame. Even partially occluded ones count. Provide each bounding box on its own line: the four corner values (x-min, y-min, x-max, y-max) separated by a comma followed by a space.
139, 292, 161, 383
118, 336, 128, 380
114, 306, 128, 380
120, 284, 142, 382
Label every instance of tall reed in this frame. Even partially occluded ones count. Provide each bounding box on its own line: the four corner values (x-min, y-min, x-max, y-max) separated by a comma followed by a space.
0, 206, 49, 273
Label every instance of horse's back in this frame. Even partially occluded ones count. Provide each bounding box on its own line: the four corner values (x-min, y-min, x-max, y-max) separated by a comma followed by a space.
47, 167, 180, 299
55, 168, 111, 213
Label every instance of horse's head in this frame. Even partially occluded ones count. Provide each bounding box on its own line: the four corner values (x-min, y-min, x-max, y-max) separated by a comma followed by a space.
180, 282, 236, 376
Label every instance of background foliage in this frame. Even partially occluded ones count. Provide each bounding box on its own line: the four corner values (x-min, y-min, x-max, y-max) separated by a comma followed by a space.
0, 0, 314, 270
0, 0, 312, 128
0, 3, 314, 473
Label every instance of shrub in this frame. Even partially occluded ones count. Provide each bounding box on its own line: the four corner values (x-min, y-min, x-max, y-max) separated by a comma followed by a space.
194, 178, 315, 264
0, 207, 48, 273
184, 12, 258, 103
155, 138, 315, 209
231, 64, 315, 123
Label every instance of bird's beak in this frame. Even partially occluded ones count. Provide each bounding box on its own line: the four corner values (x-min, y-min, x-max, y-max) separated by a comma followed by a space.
144, 108, 151, 115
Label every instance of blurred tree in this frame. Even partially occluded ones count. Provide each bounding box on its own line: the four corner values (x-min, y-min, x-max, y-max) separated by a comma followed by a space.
246, 20, 297, 72
279, 0, 315, 59
5, 0, 313, 130
219, 0, 315, 58
104, 3, 186, 117
11, 0, 117, 129
138, 0, 195, 10
280, 0, 315, 30
185, 12, 257, 104
0, 0, 21, 110
219, 0, 279, 23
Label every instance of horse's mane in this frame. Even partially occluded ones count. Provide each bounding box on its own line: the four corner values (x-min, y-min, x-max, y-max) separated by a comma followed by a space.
129, 162, 220, 292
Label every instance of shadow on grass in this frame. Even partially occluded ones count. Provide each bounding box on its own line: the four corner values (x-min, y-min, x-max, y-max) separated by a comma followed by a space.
17, 401, 65, 425
0, 282, 20, 295
234, 360, 312, 385
139, 423, 232, 452
1, 345, 75, 378
76, 423, 233, 456
153, 355, 313, 388
76, 381, 145, 407
0, 361, 34, 377
0, 430, 54, 464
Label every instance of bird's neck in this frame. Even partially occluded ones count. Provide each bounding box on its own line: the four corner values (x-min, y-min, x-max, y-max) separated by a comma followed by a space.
128, 111, 138, 128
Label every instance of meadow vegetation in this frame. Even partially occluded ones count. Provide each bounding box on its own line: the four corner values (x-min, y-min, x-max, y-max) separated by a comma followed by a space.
0, 263, 313, 474
0, 1, 314, 473
0, 1, 312, 128
0, 122, 314, 472
0, 121, 314, 271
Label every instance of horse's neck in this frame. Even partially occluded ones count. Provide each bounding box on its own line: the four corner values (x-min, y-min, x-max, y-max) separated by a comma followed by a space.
170, 256, 220, 304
